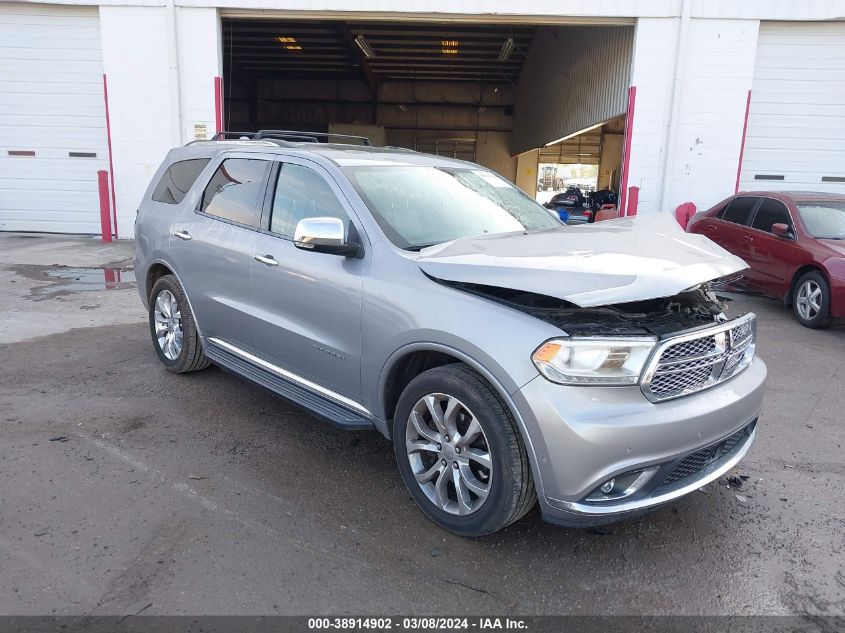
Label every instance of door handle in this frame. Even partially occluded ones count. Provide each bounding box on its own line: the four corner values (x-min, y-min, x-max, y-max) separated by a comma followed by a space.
254, 254, 279, 267
173, 230, 192, 241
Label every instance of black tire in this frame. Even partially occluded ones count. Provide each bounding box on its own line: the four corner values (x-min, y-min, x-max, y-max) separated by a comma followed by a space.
148, 274, 210, 373
792, 270, 832, 329
392, 364, 536, 536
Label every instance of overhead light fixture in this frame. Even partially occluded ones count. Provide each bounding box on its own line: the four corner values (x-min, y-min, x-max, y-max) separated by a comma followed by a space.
441, 39, 459, 55
354, 34, 376, 59
398, 104, 408, 112
276, 36, 302, 51
497, 37, 514, 62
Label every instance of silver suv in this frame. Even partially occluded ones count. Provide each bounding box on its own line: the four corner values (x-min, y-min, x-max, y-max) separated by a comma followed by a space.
135, 131, 766, 536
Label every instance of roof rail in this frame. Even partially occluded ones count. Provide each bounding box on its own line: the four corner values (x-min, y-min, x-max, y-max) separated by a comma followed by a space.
185, 130, 373, 147
253, 130, 373, 146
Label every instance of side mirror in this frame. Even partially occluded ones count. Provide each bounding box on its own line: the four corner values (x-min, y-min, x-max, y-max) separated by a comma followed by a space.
294, 217, 360, 257
771, 223, 792, 239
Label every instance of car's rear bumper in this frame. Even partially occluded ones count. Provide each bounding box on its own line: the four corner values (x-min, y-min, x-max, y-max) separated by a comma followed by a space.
511, 357, 766, 527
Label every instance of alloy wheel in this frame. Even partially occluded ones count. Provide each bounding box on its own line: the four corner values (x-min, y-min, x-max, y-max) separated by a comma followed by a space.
153, 289, 183, 360
405, 393, 492, 516
796, 280, 822, 321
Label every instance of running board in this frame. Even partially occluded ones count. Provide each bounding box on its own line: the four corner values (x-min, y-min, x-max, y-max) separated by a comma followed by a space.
205, 340, 375, 431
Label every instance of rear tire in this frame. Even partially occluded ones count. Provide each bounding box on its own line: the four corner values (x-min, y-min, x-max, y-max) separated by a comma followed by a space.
792, 271, 832, 329
392, 364, 535, 536
148, 274, 210, 373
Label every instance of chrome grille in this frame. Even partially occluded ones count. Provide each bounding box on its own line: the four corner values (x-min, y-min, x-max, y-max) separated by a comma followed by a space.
660, 336, 716, 361
642, 314, 756, 402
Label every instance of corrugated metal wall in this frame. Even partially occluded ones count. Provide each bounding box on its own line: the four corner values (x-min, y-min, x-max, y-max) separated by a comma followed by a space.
512, 25, 634, 155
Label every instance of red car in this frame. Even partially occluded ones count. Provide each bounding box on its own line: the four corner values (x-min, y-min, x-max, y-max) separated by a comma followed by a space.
688, 191, 845, 328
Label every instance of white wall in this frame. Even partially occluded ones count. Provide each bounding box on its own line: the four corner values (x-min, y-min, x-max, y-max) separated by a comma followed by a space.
46, 0, 839, 233
99, 5, 218, 237
14, 0, 845, 22
177, 8, 220, 144
663, 18, 759, 211
626, 16, 759, 214
625, 17, 677, 214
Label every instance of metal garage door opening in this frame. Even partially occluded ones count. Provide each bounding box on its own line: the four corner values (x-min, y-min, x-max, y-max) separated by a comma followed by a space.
220, 17, 634, 193
536, 115, 625, 204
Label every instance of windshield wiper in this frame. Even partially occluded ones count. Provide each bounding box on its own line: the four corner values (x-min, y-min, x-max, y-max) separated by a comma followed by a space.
405, 243, 441, 251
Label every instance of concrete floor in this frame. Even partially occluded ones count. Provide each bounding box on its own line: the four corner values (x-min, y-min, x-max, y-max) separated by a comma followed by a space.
0, 233, 843, 616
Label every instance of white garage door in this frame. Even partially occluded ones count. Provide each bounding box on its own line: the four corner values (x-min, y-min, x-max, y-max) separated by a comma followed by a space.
0, 4, 108, 234
740, 22, 845, 194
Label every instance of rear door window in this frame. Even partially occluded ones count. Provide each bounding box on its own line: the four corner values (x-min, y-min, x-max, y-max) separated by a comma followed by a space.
200, 158, 269, 227
721, 197, 757, 225
751, 198, 793, 233
151, 158, 210, 204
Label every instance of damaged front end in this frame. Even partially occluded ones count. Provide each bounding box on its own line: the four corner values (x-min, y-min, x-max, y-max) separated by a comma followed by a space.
441, 278, 757, 401
437, 279, 727, 337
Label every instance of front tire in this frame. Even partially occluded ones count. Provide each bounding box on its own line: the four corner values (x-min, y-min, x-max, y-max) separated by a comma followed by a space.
792, 271, 832, 329
393, 364, 535, 536
148, 274, 210, 373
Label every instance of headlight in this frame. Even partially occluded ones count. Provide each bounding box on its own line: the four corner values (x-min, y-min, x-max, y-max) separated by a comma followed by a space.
532, 337, 657, 385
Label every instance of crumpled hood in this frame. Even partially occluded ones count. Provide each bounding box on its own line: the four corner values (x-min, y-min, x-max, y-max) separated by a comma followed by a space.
416, 212, 748, 307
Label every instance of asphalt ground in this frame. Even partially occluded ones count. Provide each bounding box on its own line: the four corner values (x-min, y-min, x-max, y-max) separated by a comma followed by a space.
0, 233, 843, 616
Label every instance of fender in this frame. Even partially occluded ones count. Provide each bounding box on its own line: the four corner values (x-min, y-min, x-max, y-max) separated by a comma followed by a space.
140, 256, 206, 342
378, 341, 546, 497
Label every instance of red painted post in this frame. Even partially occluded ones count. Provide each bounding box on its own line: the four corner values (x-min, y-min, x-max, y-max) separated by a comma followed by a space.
214, 76, 224, 134
102, 74, 118, 238
98, 170, 112, 243
735, 90, 752, 194
619, 85, 637, 216
627, 186, 640, 217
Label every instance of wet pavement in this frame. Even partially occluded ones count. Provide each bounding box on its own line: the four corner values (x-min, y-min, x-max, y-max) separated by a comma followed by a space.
36, 267, 136, 297
0, 233, 843, 616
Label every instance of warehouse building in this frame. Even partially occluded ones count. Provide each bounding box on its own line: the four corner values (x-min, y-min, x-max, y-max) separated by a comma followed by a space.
1, 0, 843, 237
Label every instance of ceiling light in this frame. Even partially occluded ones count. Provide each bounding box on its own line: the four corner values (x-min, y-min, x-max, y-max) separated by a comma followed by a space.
276, 36, 302, 51
497, 37, 514, 62
355, 34, 376, 59
398, 104, 408, 112
441, 40, 459, 55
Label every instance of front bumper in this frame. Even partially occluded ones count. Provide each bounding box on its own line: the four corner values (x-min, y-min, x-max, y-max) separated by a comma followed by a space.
512, 357, 767, 526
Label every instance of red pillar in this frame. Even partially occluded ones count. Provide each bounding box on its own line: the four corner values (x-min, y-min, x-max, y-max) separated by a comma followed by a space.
619, 85, 637, 216
627, 186, 640, 217
98, 170, 112, 243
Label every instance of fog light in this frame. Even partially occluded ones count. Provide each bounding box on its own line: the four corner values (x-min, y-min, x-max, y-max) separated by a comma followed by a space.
600, 479, 615, 494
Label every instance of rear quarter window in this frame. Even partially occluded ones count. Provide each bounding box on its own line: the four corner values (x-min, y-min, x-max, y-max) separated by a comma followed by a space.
151, 159, 211, 204
199, 158, 269, 227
